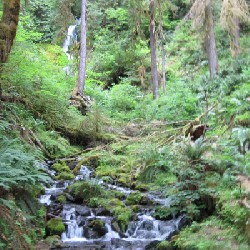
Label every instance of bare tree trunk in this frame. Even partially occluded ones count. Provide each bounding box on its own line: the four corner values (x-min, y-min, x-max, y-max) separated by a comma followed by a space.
204, 0, 218, 78
231, 17, 240, 57
149, 0, 159, 100
160, 29, 166, 95
77, 0, 87, 96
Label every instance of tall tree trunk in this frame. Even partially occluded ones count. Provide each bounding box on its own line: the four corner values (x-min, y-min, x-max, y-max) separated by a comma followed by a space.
77, 0, 87, 96
204, 0, 218, 78
0, 0, 21, 111
149, 0, 159, 100
161, 40, 166, 95
231, 17, 240, 57
0, 0, 20, 63
159, 19, 166, 95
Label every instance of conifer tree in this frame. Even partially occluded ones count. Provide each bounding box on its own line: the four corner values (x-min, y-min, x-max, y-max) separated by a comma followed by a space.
0, 0, 21, 63
149, 0, 159, 99
220, 0, 250, 57
189, 0, 218, 78
77, 0, 87, 96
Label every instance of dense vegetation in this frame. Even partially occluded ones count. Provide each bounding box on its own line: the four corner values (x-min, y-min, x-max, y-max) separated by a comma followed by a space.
0, 0, 249, 249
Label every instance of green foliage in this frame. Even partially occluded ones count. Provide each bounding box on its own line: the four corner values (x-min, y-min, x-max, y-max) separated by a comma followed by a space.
52, 162, 71, 173
218, 190, 250, 231
1, 37, 85, 140
55, 171, 75, 180
154, 206, 177, 220
181, 139, 209, 162
157, 241, 173, 250
125, 191, 143, 205
174, 216, 249, 250
24, 0, 57, 42
68, 181, 104, 202
113, 206, 133, 232
46, 218, 65, 236
139, 144, 173, 183
0, 133, 49, 192
80, 105, 109, 141
56, 195, 66, 203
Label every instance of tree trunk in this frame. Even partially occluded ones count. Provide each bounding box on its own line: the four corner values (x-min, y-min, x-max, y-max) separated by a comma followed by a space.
160, 29, 166, 95
204, 0, 218, 78
231, 17, 240, 57
161, 42, 166, 95
149, 0, 159, 100
77, 0, 87, 96
0, 0, 20, 63
0, 0, 21, 111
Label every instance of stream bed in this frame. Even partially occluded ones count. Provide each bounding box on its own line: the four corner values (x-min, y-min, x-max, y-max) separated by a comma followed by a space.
39, 162, 186, 250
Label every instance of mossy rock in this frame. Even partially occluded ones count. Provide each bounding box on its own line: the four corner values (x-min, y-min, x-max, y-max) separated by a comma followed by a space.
88, 197, 108, 208
56, 195, 66, 203
85, 219, 107, 238
46, 218, 65, 236
73, 155, 101, 173
109, 190, 126, 200
113, 206, 133, 233
118, 174, 131, 187
156, 241, 173, 250
87, 219, 105, 230
109, 198, 125, 207
55, 171, 75, 180
52, 162, 71, 173
135, 183, 149, 191
125, 191, 143, 205
131, 205, 139, 213
67, 181, 104, 202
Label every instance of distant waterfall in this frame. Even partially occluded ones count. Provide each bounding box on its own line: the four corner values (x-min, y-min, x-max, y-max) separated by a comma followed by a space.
63, 24, 78, 60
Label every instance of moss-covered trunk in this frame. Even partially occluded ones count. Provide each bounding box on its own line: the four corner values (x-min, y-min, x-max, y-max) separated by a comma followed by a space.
0, 0, 20, 110
0, 0, 20, 63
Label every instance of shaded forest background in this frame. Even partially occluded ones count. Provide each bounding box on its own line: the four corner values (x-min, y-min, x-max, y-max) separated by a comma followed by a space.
0, 0, 249, 249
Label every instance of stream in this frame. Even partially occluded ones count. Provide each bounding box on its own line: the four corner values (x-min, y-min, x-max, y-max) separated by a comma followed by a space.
39, 163, 186, 250
38, 23, 185, 250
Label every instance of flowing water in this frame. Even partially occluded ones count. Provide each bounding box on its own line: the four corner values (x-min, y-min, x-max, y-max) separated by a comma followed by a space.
39, 24, 186, 249
39, 164, 186, 250
62, 21, 79, 75
62, 24, 78, 60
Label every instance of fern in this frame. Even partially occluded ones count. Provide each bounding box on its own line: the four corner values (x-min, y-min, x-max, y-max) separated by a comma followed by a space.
0, 135, 49, 192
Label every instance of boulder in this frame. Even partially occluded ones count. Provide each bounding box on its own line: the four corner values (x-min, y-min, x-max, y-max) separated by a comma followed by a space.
84, 219, 107, 239
111, 220, 125, 237
74, 205, 91, 216
95, 207, 112, 216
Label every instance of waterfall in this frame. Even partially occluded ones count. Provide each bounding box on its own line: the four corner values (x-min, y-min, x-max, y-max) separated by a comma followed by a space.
63, 24, 77, 60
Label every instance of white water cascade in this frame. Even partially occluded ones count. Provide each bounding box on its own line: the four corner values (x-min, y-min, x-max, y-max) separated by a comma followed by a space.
39, 162, 187, 250
62, 24, 77, 60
